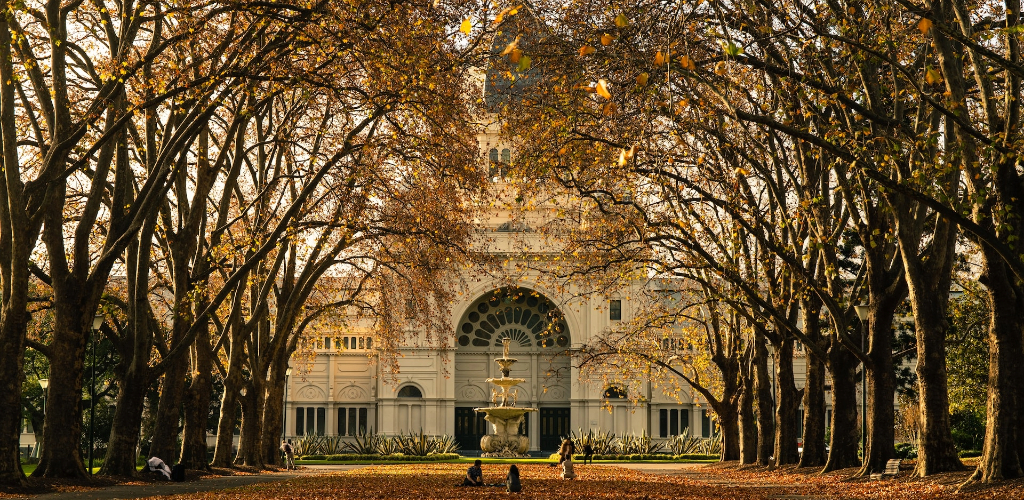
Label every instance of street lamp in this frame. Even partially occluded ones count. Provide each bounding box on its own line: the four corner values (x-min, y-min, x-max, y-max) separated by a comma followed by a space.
88, 313, 103, 475
282, 367, 292, 442
38, 378, 48, 459
854, 304, 869, 463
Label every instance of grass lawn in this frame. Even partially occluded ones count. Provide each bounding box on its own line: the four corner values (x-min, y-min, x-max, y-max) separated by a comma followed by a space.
295, 457, 718, 465
20, 464, 123, 475
148, 462, 1024, 500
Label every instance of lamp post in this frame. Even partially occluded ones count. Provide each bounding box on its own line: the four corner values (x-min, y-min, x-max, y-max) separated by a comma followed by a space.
38, 378, 48, 459
282, 367, 292, 442
854, 304, 869, 463
88, 313, 103, 475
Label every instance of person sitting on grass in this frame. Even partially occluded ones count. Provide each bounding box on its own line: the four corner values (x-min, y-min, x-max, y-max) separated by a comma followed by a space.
463, 459, 484, 486
505, 464, 522, 493
558, 440, 576, 480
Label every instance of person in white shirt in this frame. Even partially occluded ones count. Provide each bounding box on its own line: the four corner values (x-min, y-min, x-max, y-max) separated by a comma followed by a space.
146, 456, 171, 480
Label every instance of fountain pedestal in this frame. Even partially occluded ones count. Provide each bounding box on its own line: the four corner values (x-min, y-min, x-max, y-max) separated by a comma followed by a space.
474, 339, 538, 456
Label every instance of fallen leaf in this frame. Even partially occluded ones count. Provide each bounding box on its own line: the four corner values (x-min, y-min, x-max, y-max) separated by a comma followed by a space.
460, 17, 472, 35
596, 79, 612, 99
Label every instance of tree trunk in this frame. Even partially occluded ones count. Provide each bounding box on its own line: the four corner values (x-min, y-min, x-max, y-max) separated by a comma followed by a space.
33, 315, 88, 479
823, 339, 861, 472
0, 14, 31, 487
970, 253, 1024, 482
0, 308, 28, 486
261, 370, 286, 467
773, 337, 800, 466
738, 368, 757, 465
911, 280, 963, 475
235, 385, 266, 467
860, 305, 898, 476
100, 373, 150, 476
148, 354, 188, 462
717, 404, 740, 462
799, 350, 827, 468
754, 335, 774, 465
212, 386, 239, 467
179, 325, 213, 470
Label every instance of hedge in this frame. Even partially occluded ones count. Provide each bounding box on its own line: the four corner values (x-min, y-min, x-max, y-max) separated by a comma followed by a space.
298, 453, 461, 462
547, 453, 719, 461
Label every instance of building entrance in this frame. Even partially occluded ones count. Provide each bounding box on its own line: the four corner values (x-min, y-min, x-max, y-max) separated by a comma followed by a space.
539, 407, 570, 451
454, 407, 487, 450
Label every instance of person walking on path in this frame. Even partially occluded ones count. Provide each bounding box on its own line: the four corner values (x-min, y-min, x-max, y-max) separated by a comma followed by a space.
582, 444, 594, 465
280, 439, 295, 470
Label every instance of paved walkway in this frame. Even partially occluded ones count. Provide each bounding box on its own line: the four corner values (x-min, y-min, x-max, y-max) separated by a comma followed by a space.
13, 465, 373, 500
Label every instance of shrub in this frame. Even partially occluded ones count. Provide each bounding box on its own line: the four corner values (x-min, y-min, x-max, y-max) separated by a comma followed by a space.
304, 453, 460, 462
958, 450, 982, 458
894, 443, 917, 460
950, 409, 985, 451
302, 454, 327, 460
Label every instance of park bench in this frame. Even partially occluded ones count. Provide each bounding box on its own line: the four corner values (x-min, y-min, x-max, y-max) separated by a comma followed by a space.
870, 459, 901, 480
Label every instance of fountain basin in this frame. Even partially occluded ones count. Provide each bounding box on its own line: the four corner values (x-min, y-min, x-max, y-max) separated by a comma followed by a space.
475, 406, 537, 420
485, 377, 527, 390
475, 406, 538, 456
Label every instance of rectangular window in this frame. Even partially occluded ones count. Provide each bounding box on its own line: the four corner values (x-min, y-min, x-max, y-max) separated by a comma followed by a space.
609, 300, 622, 321
338, 408, 346, 436
702, 410, 712, 438
678, 409, 689, 435
295, 408, 305, 436
659, 409, 668, 438
348, 408, 357, 436
358, 337, 365, 349
670, 409, 679, 436
316, 407, 326, 435
306, 408, 315, 435
366, 338, 373, 350
358, 408, 368, 434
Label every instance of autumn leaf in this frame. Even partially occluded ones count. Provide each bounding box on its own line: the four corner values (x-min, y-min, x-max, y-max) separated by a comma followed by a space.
655, 51, 666, 65
636, 72, 649, 86
509, 48, 522, 63
517, 55, 532, 71
500, 35, 521, 56
493, 4, 523, 25
615, 13, 629, 28
596, 79, 612, 99
715, 61, 728, 75
678, 55, 696, 71
579, 45, 597, 56
603, 102, 617, 116
601, 33, 614, 45
918, 17, 933, 34
460, 17, 472, 35
722, 41, 743, 56
926, 66, 942, 84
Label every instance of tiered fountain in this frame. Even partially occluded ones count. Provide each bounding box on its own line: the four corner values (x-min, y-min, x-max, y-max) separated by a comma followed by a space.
476, 337, 537, 456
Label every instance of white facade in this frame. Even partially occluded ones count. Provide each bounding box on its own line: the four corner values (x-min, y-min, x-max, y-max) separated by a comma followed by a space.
280, 110, 828, 452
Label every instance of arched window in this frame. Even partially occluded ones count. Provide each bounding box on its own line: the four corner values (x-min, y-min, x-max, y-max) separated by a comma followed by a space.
501, 148, 511, 163
397, 385, 423, 398
489, 148, 499, 163
603, 386, 627, 399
